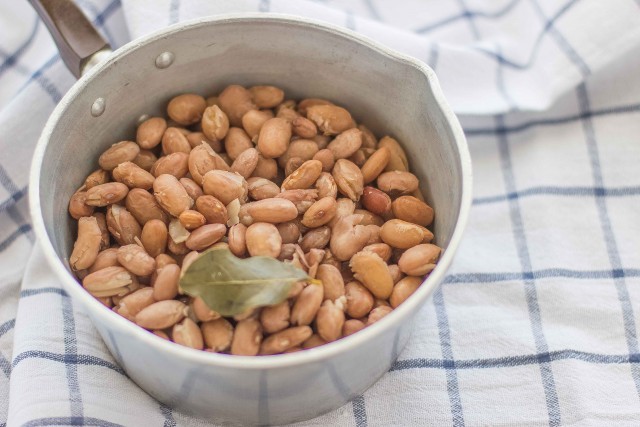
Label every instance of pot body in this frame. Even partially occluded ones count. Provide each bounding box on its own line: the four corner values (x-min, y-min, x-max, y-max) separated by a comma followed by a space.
30, 15, 471, 426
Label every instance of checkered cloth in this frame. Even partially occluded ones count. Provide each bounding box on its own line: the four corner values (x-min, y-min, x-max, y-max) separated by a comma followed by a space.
1, 0, 639, 425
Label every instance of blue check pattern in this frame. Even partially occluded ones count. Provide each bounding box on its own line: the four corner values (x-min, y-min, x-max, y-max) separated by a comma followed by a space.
1, 0, 640, 425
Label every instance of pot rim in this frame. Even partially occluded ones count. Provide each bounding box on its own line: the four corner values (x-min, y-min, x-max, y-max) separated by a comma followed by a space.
29, 12, 472, 370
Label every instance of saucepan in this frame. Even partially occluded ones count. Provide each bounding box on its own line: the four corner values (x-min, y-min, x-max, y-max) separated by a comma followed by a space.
28, 0, 472, 424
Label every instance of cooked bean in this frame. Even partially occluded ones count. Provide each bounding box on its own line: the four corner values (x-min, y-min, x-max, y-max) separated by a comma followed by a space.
69, 87, 439, 356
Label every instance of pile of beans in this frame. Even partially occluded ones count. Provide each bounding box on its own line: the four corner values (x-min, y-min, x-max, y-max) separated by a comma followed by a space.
68, 84, 441, 356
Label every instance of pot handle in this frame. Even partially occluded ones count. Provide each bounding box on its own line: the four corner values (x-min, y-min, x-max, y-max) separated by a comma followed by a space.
28, 0, 112, 78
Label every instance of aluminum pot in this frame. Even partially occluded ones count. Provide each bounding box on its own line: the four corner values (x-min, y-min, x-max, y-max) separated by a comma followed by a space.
28, 1, 472, 424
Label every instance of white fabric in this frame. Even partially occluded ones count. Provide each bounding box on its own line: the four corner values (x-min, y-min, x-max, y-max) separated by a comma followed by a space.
1, 0, 640, 425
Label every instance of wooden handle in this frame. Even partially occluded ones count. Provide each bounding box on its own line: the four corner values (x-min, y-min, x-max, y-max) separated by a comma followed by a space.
28, 0, 111, 78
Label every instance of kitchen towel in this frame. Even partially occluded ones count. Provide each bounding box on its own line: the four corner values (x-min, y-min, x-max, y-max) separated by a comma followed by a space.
1, 0, 640, 425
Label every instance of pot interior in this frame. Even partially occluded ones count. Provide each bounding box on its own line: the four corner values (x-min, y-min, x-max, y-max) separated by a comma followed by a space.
37, 16, 465, 276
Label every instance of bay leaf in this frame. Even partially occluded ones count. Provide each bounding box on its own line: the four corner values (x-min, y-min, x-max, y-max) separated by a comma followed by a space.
179, 247, 309, 316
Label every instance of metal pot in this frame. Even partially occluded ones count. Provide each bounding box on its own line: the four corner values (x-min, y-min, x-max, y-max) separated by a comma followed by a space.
28, 1, 472, 424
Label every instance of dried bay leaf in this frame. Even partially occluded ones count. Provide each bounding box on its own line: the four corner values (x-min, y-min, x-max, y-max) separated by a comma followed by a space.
180, 247, 309, 316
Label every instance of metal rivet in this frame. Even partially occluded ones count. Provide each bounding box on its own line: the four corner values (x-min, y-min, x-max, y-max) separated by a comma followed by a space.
137, 114, 150, 125
91, 98, 106, 117
155, 51, 175, 69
